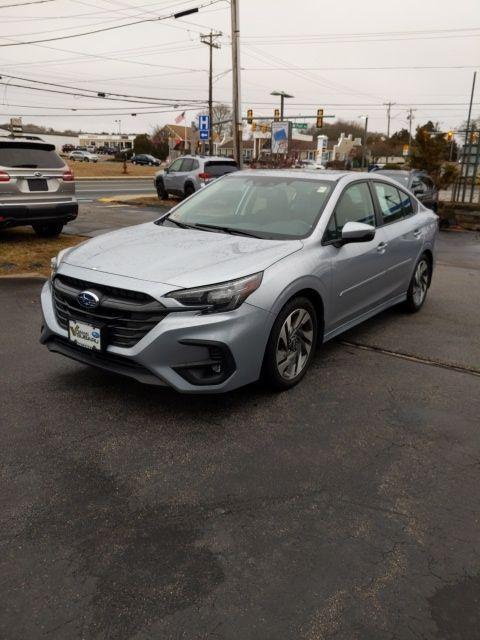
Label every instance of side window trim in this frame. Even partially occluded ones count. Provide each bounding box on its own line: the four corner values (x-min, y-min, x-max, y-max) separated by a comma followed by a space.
321, 180, 375, 245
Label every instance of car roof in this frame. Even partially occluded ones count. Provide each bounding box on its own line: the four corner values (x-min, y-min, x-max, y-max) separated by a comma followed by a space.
233, 169, 351, 182
0, 134, 46, 145
179, 154, 237, 162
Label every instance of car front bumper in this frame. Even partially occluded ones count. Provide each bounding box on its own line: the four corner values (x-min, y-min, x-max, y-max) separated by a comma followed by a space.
40, 278, 272, 393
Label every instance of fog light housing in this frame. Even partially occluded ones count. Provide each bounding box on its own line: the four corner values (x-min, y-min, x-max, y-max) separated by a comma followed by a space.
173, 341, 235, 386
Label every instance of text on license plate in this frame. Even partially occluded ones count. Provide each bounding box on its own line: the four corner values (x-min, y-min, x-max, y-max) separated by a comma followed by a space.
68, 319, 102, 350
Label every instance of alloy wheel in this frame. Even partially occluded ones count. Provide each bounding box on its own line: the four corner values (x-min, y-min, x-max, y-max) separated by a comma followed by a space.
412, 259, 429, 307
276, 308, 314, 380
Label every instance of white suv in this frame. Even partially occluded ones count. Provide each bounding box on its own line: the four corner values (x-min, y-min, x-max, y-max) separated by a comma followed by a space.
154, 155, 238, 199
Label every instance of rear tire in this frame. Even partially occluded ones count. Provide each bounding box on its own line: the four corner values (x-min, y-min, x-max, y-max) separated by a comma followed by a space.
262, 296, 318, 391
32, 222, 64, 238
404, 254, 431, 313
184, 183, 195, 198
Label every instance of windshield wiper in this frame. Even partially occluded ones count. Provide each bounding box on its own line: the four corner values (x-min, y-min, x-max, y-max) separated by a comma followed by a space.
193, 223, 262, 238
161, 216, 196, 230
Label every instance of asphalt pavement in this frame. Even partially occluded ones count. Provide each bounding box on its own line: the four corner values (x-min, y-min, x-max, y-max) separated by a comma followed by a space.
76, 178, 156, 203
1, 232, 480, 639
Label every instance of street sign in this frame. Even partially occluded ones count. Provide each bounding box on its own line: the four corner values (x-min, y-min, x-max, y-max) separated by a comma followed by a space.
199, 129, 209, 140
199, 115, 210, 131
292, 123, 308, 130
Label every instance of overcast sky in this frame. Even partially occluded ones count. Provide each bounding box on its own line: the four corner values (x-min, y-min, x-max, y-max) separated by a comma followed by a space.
0, 0, 478, 136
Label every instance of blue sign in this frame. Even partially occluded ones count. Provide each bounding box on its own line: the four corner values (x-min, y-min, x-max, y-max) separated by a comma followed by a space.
200, 130, 209, 140
199, 115, 210, 131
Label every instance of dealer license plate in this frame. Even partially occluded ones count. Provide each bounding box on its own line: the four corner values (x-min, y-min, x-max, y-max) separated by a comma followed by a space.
68, 319, 102, 351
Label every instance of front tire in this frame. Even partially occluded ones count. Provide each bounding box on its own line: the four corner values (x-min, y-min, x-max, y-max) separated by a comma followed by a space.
405, 254, 431, 312
32, 222, 64, 238
156, 179, 168, 199
262, 297, 318, 391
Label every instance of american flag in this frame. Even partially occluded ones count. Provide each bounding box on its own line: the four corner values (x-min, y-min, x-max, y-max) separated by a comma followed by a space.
175, 111, 186, 124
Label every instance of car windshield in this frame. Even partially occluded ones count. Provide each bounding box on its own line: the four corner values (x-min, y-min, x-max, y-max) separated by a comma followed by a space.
160, 174, 333, 239
377, 171, 409, 186
0, 142, 64, 169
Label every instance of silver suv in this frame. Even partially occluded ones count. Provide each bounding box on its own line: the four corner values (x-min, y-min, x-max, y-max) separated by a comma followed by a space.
0, 136, 78, 237
154, 155, 238, 199
69, 150, 98, 163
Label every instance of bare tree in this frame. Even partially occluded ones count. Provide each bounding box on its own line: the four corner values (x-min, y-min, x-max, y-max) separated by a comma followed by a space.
197, 103, 232, 139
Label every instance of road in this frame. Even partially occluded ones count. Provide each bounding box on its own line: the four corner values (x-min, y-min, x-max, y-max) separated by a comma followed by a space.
76, 178, 156, 203
1, 232, 480, 639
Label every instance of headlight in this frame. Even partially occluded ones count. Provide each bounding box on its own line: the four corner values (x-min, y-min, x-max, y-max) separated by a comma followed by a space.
166, 272, 263, 312
50, 247, 73, 280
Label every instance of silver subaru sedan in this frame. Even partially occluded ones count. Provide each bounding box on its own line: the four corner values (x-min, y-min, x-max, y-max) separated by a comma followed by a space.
41, 170, 438, 393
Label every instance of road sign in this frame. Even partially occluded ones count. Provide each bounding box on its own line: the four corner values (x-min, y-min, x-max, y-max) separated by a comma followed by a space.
10, 117, 23, 135
292, 123, 308, 130
199, 129, 209, 140
199, 115, 210, 131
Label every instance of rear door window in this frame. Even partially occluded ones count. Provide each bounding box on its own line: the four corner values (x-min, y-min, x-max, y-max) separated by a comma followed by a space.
372, 182, 405, 224
204, 160, 238, 177
0, 142, 64, 168
180, 158, 194, 172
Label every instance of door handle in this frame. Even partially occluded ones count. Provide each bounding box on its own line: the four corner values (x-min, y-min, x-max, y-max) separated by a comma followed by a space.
377, 242, 388, 253
413, 229, 421, 238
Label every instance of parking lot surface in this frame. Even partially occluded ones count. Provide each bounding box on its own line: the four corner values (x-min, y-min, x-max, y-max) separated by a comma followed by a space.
1, 232, 479, 640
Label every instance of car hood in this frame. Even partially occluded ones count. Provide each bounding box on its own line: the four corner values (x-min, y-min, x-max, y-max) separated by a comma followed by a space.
62, 222, 303, 288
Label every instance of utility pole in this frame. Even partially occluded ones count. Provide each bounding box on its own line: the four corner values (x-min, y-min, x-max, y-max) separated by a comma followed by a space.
231, 0, 243, 167
359, 115, 368, 169
406, 108, 416, 156
460, 70, 477, 201
200, 30, 221, 156
383, 101, 395, 164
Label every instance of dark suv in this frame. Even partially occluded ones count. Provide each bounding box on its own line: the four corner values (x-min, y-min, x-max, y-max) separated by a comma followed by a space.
0, 136, 78, 237
374, 169, 438, 212
132, 154, 160, 166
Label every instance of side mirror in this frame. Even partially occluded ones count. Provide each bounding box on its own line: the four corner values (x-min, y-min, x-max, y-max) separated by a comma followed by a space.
341, 221, 376, 244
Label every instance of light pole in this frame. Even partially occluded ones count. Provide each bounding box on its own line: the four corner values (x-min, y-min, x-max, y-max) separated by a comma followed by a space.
359, 115, 368, 169
114, 119, 122, 135
270, 90, 294, 120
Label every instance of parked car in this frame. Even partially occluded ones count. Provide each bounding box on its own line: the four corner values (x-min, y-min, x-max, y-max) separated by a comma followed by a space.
0, 135, 77, 237
42, 170, 438, 392
299, 159, 326, 170
374, 169, 438, 212
61, 144, 75, 154
68, 150, 98, 163
154, 155, 238, 198
132, 154, 160, 166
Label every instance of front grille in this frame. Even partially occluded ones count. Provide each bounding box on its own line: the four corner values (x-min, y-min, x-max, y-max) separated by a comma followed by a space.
53, 275, 168, 348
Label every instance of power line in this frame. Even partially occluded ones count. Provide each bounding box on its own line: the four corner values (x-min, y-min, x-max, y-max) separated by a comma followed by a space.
0, 0, 56, 8
0, 74, 209, 103
242, 65, 480, 72
0, 0, 225, 47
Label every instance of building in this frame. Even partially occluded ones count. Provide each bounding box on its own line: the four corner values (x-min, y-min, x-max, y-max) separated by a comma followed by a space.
77, 133, 136, 150
331, 133, 362, 163
156, 125, 197, 159
0, 128, 77, 152
217, 131, 317, 162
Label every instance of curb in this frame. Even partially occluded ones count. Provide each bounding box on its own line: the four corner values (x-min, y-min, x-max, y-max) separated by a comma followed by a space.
0, 273, 46, 280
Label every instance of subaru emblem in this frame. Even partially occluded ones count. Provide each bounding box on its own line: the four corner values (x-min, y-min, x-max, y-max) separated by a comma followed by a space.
77, 290, 100, 309
34, 171, 42, 177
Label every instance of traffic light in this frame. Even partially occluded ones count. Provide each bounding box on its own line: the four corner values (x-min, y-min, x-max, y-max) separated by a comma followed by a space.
316, 108, 324, 128
274, 108, 280, 122
247, 109, 253, 125
446, 131, 454, 141
470, 131, 479, 143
